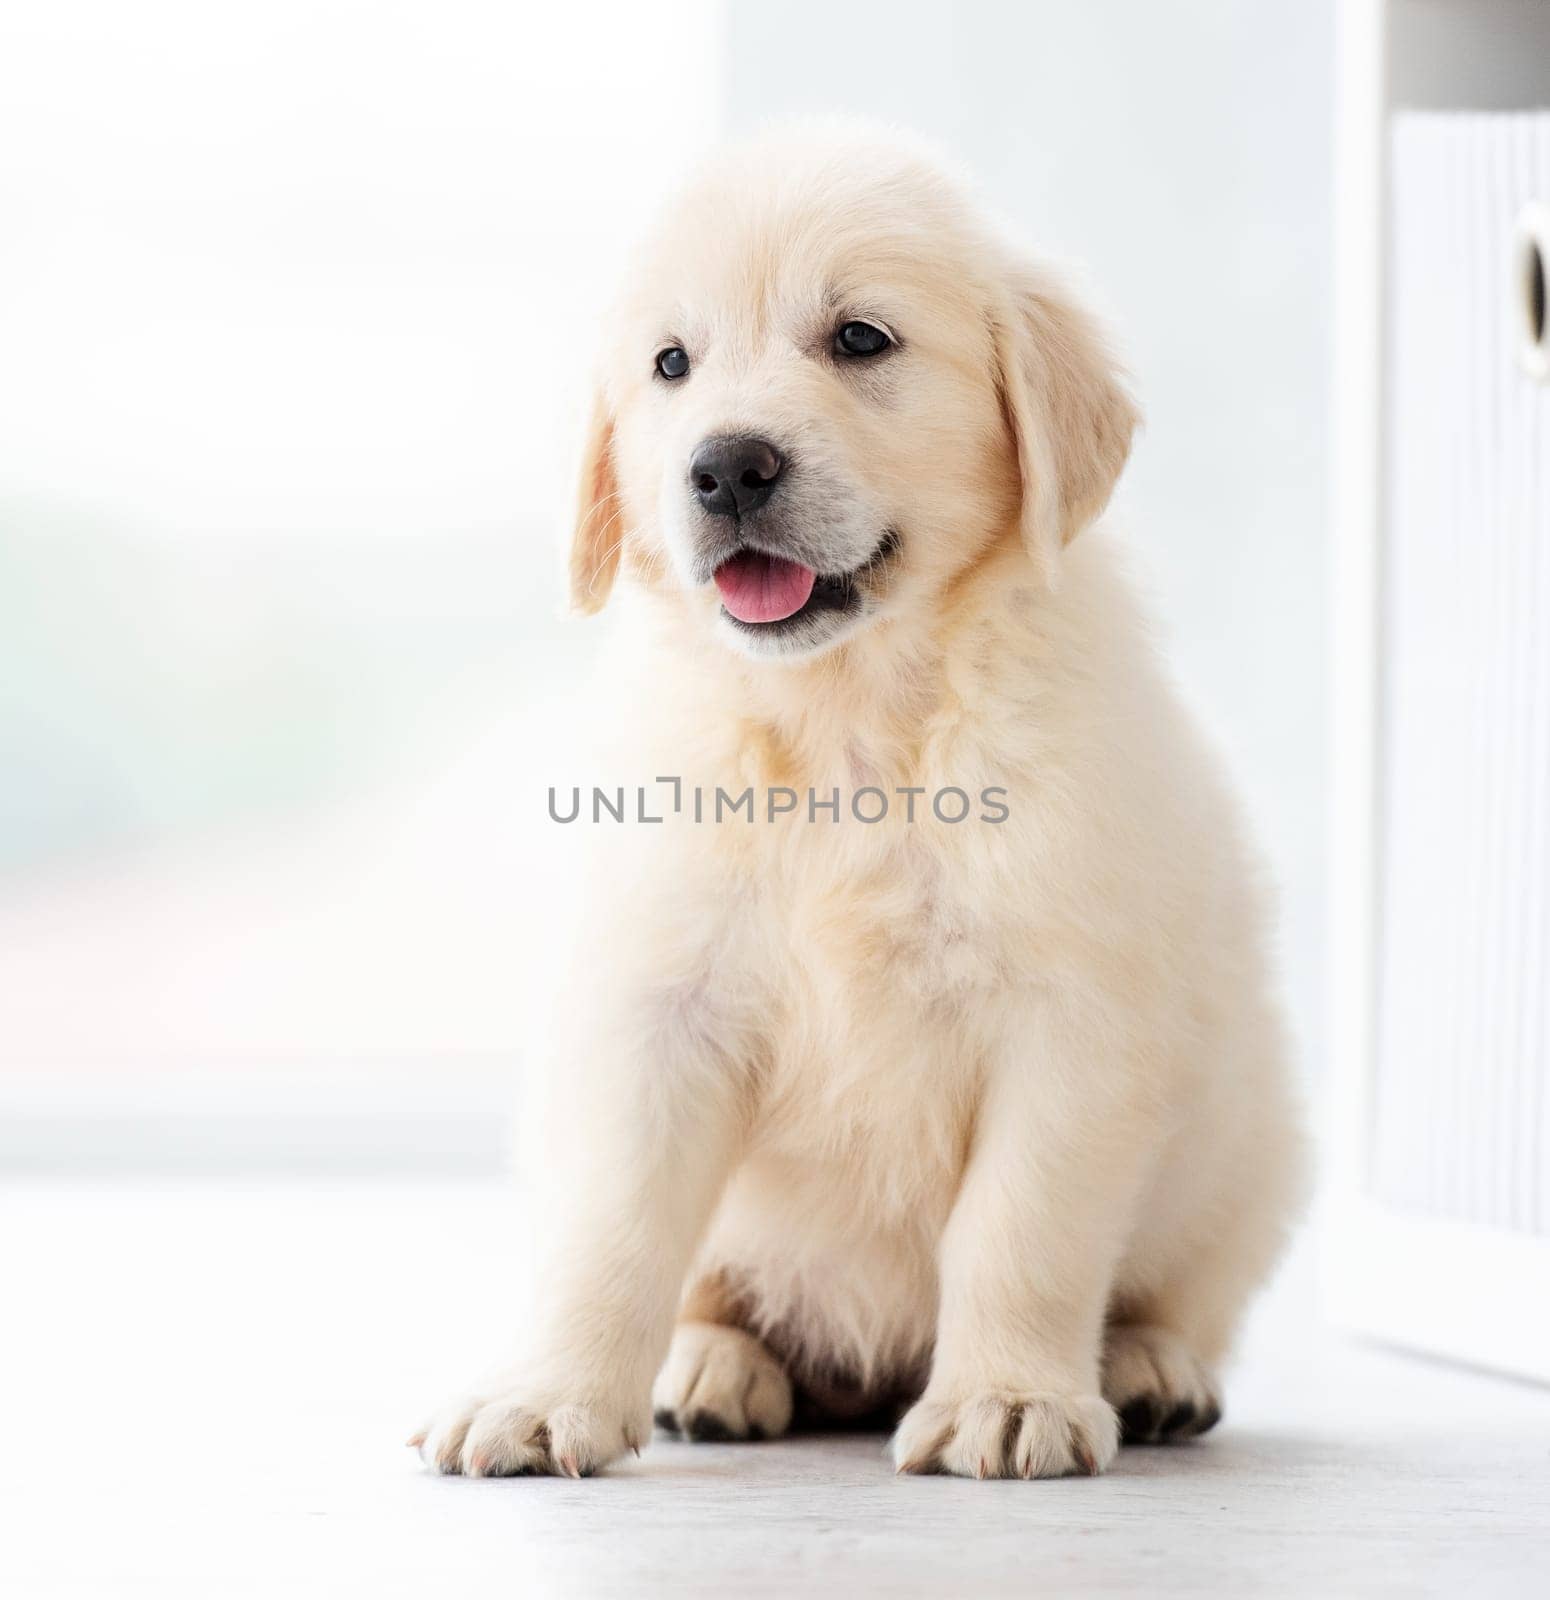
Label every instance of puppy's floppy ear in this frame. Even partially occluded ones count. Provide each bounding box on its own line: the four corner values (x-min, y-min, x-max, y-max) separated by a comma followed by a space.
569, 386, 623, 614
993, 264, 1139, 583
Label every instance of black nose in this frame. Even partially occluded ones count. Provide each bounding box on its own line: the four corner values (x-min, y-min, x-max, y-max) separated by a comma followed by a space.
689, 435, 785, 517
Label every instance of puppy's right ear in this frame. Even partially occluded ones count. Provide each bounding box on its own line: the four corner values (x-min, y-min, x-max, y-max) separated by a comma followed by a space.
569, 387, 622, 614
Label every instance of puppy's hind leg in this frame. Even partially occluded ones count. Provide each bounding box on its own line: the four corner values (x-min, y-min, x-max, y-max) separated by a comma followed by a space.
1103, 1213, 1278, 1447
1105, 1120, 1304, 1445
652, 1271, 792, 1443
1101, 1322, 1222, 1444
653, 1321, 794, 1443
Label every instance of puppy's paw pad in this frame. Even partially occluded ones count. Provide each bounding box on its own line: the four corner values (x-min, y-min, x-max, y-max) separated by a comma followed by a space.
416, 1389, 644, 1477
1102, 1324, 1221, 1444
892, 1391, 1118, 1479
652, 1322, 793, 1443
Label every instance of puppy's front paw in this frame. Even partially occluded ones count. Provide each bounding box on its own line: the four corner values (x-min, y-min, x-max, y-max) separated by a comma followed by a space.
1102, 1324, 1222, 1444
652, 1322, 793, 1442
892, 1391, 1119, 1479
412, 1387, 647, 1478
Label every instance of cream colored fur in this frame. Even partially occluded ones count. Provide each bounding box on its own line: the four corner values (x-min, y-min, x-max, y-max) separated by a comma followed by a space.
415, 124, 1305, 1482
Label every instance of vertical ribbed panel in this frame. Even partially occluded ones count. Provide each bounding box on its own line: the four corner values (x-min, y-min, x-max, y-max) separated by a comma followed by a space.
1374, 113, 1550, 1235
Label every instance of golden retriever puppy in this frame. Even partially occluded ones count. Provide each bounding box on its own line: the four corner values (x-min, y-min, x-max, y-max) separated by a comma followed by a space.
415, 123, 1305, 1481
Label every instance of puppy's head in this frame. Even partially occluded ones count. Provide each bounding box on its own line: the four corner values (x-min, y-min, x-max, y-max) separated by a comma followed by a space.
571, 124, 1137, 661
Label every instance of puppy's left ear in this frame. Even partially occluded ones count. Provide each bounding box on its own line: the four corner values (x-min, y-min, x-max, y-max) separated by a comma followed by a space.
569, 387, 623, 614
993, 264, 1139, 583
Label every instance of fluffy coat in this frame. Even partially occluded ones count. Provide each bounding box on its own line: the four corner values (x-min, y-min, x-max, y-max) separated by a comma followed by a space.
415, 124, 1305, 1481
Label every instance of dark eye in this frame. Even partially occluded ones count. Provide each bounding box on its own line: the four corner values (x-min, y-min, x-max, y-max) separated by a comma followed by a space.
656, 346, 690, 380
835, 321, 891, 358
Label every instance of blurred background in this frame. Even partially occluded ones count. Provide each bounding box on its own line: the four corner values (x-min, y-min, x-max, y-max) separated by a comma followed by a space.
0, 0, 1332, 1171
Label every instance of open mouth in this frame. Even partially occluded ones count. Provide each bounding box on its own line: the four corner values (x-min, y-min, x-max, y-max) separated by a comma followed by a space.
712, 532, 899, 634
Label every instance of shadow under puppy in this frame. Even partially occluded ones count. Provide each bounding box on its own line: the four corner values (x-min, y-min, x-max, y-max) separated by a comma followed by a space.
414, 122, 1305, 1481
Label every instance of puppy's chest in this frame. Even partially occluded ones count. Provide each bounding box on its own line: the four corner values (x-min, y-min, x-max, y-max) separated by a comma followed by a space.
793, 815, 1003, 980
756, 826, 993, 1078
741, 841, 990, 1212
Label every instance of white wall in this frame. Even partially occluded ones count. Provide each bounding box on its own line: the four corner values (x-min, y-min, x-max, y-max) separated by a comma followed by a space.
724, 0, 1334, 1083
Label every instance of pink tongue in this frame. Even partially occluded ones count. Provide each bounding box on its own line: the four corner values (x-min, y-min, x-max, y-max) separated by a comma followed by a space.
713, 550, 816, 624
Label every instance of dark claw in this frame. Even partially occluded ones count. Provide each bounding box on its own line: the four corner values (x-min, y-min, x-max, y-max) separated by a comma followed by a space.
683, 1410, 739, 1443
1160, 1401, 1198, 1438
1193, 1400, 1223, 1437
1119, 1396, 1163, 1443
653, 1408, 680, 1435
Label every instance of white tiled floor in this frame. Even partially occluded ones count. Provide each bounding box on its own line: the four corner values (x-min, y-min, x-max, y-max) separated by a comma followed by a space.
6, 1179, 1548, 1598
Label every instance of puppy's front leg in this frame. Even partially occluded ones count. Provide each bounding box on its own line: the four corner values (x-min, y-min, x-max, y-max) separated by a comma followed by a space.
894, 994, 1158, 1480
416, 988, 746, 1478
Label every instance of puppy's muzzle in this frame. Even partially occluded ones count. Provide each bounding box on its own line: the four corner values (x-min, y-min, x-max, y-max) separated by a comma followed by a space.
689, 434, 785, 518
